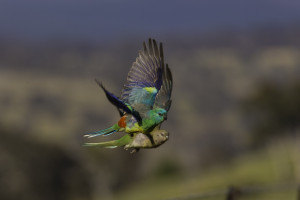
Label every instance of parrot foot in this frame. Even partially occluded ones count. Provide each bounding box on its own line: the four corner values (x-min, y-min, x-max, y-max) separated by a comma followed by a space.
123, 145, 139, 154
130, 148, 139, 154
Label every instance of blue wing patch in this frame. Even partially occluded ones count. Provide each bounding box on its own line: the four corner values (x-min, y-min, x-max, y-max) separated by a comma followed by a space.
95, 79, 142, 121
128, 87, 157, 108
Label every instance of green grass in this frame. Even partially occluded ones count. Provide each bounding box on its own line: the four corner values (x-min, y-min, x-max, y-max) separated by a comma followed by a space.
115, 138, 299, 200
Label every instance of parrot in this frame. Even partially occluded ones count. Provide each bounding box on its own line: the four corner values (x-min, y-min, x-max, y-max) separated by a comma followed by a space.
84, 128, 169, 152
84, 38, 172, 149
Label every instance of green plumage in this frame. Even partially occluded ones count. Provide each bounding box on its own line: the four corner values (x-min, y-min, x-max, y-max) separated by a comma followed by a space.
84, 128, 169, 151
83, 134, 132, 148
84, 39, 172, 151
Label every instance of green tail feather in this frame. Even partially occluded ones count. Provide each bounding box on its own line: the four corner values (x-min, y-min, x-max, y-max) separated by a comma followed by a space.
83, 134, 132, 148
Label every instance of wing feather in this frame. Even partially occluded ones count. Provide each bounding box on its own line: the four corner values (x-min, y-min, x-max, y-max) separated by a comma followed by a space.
121, 39, 164, 114
95, 39, 172, 121
95, 79, 142, 121
154, 64, 173, 111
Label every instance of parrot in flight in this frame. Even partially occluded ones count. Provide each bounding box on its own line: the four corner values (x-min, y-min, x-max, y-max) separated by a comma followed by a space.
84, 38, 172, 149
84, 128, 169, 151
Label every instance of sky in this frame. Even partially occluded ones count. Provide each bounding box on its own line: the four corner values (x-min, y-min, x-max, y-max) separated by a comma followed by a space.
1, 0, 300, 42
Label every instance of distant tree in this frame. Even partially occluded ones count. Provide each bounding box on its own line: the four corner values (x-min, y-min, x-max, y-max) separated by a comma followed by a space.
0, 126, 92, 200
241, 80, 300, 146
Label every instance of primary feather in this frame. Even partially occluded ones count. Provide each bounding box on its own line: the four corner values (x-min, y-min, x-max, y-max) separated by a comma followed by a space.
154, 64, 173, 111
121, 39, 166, 116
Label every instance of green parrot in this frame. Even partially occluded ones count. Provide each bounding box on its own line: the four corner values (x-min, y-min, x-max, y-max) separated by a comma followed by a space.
84, 127, 169, 152
84, 38, 172, 149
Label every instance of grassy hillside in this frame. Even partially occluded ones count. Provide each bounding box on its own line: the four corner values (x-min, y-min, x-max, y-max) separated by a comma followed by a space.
116, 137, 299, 200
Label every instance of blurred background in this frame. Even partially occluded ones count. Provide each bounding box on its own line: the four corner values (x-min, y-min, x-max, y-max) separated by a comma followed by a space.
0, 0, 300, 199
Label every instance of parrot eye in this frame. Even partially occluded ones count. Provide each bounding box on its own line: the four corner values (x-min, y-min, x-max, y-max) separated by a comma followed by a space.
158, 113, 163, 116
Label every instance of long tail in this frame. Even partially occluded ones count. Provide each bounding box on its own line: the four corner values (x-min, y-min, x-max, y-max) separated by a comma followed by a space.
84, 124, 120, 138
83, 140, 119, 148
83, 134, 132, 148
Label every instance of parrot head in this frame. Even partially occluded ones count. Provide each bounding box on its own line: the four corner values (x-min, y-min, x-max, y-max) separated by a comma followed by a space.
149, 108, 167, 124
152, 129, 169, 146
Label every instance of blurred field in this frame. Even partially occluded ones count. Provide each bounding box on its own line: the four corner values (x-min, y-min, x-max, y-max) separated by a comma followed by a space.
116, 137, 300, 200
0, 27, 300, 199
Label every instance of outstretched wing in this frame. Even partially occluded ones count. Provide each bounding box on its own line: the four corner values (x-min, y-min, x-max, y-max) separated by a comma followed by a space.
121, 38, 164, 115
154, 64, 173, 111
95, 79, 142, 121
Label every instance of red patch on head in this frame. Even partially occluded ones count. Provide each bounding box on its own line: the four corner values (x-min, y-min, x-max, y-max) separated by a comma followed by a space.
118, 116, 127, 128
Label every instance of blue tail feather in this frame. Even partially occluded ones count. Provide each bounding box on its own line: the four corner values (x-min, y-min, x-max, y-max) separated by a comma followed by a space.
103, 130, 117, 136
84, 126, 117, 138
